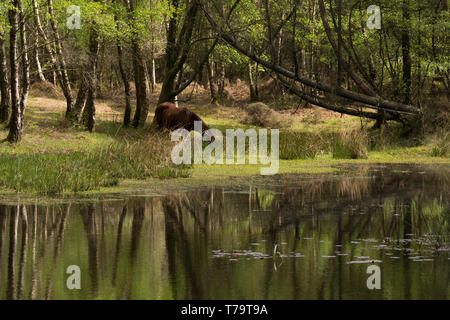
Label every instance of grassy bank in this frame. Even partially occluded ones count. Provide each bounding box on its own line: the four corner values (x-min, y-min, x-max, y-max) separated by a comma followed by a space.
0, 95, 448, 195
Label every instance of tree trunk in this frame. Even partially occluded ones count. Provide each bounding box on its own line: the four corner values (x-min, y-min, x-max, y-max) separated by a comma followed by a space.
19, 0, 30, 118
32, 0, 57, 85
202, 2, 419, 117
401, 0, 411, 104
124, 0, 150, 127
117, 44, 132, 126
216, 62, 225, 98
83, 28, 100, 132
206, 59, 217, 103
318, 0, 378, 97
131, 42, 151, 127
34, 29, 46, 82
70, 78, 88, 122
158, 0, 199, 104
249, 62, 259, 101
47, 0, 75, 118
0, 35, 11, 123
7, 0, 23, 143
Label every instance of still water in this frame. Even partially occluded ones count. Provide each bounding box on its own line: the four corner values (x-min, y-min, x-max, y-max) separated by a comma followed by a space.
0, 165, 448, 300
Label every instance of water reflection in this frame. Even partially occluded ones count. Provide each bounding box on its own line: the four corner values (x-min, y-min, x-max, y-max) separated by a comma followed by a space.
0, 165, 448, 300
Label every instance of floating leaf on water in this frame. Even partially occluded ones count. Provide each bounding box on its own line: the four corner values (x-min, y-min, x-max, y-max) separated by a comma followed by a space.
347, 260, 382, 264
421, 259, 434, 262
336, 245, 343, 247
250, 243, 260, 246
390, 256, 400, 259
351, 241, 361, 244
280, 242, 288, 245
355, 256, 370, 259
303, 237, 313, 240
322, 255, 337, 258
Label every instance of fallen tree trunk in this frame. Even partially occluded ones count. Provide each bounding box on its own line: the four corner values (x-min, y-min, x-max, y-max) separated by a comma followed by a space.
277, 76, 394, 121
199, 0, 420, 118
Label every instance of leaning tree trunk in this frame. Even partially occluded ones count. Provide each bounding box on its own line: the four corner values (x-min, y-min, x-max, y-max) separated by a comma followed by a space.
47, 0, 75, 119
33, 29, 46, 82
70, 77, 88, 122
201, 1, 419, 119
32, 0, 57, 83
7, 0, 23, 143
0, 35, 11, 123
158, 0, 200, 105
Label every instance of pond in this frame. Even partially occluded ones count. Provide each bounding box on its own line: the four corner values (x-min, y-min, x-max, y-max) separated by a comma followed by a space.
0, 164, 448, 300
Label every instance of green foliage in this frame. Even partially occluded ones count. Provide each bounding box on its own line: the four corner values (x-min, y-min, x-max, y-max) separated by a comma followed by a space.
0, 1, 11, 35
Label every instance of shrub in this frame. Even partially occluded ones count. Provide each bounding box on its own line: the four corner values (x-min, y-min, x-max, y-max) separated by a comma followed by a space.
30, 81, 63, 99
430, 130, 449, 157
242, 102, 291, 128
332, 130, 369, 159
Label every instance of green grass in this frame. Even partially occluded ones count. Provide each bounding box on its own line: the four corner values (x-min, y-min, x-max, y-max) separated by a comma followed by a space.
0, 94, 448, 196
0, 103, 191, 195
332, 129, 369, 159
430, 130, 449, 157
279, 130, 331, 159
0, 137, 191, 195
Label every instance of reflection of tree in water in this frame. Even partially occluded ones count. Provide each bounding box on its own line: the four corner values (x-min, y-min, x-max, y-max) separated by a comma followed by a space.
112, 204, 127, 287
0, 203, 72, 299
6, 206, 18, 300
0, 165, 448, 299
79, 203, 98, 297
159, 166, 448, 299
162, 192, 213, 299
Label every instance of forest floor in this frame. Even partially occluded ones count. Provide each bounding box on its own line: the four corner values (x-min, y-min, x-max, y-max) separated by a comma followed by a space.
0, 81, 448, 196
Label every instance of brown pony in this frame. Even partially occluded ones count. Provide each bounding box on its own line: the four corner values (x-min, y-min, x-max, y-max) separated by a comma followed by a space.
152, 102, 212, 137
